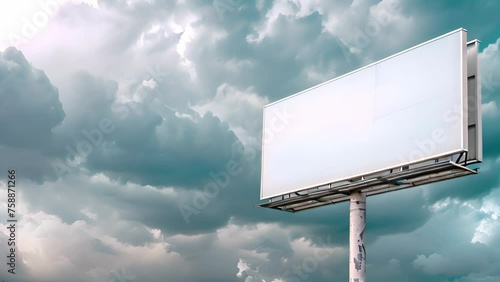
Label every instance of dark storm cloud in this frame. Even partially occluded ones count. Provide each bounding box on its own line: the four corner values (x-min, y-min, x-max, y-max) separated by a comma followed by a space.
0, 47, 66, 183
0, 47, 65, 148
85, 109, 240, 187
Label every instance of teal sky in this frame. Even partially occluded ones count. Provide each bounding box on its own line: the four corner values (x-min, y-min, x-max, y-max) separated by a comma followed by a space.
0, 0, 499, 281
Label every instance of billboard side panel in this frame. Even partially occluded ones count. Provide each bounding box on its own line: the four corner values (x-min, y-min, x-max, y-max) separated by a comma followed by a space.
261, 29, 467, 199
466, 40, 482, 163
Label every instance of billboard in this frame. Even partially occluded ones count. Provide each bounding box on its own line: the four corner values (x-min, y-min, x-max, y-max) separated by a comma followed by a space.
261, 28, 469, 199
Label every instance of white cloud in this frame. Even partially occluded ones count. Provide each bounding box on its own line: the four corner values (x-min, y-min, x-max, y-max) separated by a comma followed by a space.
472, 188, 500, 245
482, 101, 498, 117
237, 259, 265, 281
81, 208, 98, 220
412, 253, 451, 275
246, 0, 303, 43
193, 83, 269, 145
480, 37, 500, 97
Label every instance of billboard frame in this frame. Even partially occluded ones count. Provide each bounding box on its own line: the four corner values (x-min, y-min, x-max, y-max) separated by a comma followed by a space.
260, 28, 474, 200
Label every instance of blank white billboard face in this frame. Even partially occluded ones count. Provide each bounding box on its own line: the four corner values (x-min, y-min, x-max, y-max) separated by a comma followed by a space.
261, 29, 467, 199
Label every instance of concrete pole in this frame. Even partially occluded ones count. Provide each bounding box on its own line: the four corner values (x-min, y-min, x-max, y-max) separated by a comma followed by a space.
349, 191, 366, 282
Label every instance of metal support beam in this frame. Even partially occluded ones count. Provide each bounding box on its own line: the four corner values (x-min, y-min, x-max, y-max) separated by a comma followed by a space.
349, 191, 366, 282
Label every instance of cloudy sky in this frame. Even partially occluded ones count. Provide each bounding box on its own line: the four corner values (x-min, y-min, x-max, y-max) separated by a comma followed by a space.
0, 0, 500, 281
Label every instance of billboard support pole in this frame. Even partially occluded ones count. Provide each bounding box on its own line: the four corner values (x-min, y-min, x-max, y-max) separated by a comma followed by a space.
349, 191, 366, 282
